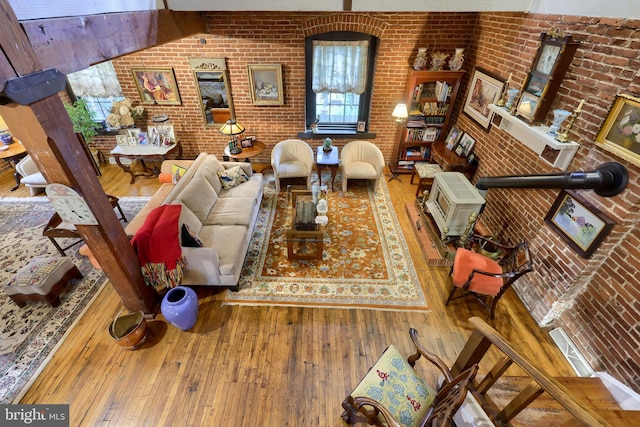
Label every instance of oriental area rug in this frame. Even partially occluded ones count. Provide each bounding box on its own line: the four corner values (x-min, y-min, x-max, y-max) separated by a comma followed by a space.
0, 196, 148, 403
224, 175, 429, 311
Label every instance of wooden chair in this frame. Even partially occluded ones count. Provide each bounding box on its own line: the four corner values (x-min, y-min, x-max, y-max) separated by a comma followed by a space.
446, 235, 533, 319
341, 328, 478, 427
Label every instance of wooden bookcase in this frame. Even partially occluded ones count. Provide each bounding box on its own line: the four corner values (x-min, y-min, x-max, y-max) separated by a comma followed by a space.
391, 70, 465, 175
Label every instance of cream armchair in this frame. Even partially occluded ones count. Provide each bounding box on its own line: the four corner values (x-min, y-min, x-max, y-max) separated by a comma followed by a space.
15, 155, 47, 196
271, 139, 314, 192
340, 140, 385, 193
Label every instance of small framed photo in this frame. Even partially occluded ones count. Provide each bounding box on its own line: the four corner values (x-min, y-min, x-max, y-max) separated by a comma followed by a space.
357, 121, 366, 132
463, 68, 506, 130
240, 138, 253, 148
127, 128, 141, 138
455, 132, 476, 157
115, 135, 128, 146
247, 64, 284, 106
162, 136, 172, 146
151, 134, 161, 146
137, 131, 148, 145
127, 136, 137, 146
544, 190, 615, 258
596, 94, 640, 167
444, 126, 463, 150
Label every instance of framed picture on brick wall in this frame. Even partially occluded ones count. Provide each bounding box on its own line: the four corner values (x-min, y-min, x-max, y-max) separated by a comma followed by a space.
463, 68, 505, 130
131, 68, 181, 105
596, 94, 640, 167
544, 190, 615, 258
247, 64, 284, 106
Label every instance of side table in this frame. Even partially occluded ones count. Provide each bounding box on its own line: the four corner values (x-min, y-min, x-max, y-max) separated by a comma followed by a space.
316, 146, 339, 190
0, 142, 27, 191
223, 140, 265, 162
43, 195, 127, 255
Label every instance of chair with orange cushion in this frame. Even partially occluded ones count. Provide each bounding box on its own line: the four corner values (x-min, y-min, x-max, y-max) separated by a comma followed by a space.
445, 235, 533, 319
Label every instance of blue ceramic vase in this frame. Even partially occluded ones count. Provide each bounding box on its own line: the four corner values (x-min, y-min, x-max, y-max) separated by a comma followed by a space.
161, 286, 198, 330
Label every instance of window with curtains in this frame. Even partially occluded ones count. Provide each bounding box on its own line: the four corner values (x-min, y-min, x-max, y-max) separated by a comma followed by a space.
305, 32, 378, 133
66, 61, 124, 124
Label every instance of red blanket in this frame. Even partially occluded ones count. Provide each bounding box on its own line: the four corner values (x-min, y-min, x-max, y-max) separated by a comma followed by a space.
131, 204, 186, 289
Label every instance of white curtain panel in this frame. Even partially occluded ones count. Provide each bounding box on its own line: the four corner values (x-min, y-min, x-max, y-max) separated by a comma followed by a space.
312, 40, 368, 94
67, 61, 124, 98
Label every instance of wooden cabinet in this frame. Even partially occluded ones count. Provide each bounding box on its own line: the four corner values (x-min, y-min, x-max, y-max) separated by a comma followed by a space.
514, 33, 579, 124
391, 70, 465, 175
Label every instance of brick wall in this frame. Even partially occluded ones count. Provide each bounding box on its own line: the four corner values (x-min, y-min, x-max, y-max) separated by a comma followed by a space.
20, 10, 640, 389
457, 13, 640, 388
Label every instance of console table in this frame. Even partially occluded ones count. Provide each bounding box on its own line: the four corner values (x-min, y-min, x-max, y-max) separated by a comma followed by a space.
110, 141, 182, 184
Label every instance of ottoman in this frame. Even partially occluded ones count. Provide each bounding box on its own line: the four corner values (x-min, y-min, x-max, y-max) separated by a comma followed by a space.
411, 162, 442, 197
3, 257, 83, 308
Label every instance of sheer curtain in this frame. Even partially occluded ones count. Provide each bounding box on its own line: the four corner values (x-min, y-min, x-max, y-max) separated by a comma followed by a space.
67, 61, 123, 98
312, 40, 369, 94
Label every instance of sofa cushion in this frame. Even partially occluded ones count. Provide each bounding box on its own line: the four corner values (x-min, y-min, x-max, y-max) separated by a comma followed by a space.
206, 197, 256, 227
178, 175, 218, 222
171, 163, 188, 178
198, 224, 248, 276
218, 165, 249, 190
196, 155, 225, 194
181, 224, 205, 247
218, 173, 263, 201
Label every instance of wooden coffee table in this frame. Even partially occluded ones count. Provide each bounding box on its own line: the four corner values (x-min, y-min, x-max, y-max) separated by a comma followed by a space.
285, 189, 324, 260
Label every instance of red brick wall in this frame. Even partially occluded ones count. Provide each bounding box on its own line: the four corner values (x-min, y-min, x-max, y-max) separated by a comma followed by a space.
76, 11, 640, 389
458, 13, 640, 388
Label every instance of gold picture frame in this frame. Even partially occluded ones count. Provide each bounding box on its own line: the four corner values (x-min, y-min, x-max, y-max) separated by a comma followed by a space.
131, 68, 181, 105
189, 58, 234, 127
596, 94, 640, 167
247, 64, 284, 106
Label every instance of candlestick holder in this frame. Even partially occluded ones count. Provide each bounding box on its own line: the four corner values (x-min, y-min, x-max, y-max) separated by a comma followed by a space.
556, 109, 580, 143
495, 83, 509, 107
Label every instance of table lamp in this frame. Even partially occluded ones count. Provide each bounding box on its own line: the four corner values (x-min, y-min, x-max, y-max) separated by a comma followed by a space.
220, 119, 245, 155
392, 103, 408, 123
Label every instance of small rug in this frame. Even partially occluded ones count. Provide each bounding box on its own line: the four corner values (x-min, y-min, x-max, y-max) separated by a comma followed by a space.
224, 175, 428, 311
0, 196, 148, 403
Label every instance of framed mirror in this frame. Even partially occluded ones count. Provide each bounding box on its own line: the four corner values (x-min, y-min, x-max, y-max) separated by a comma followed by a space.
189, 58, 234, 127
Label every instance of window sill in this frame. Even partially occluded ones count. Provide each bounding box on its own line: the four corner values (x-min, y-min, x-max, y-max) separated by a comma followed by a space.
297, 131, 376, 140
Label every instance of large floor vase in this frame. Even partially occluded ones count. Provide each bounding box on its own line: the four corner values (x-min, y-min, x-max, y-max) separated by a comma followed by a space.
161, 286, 199, 330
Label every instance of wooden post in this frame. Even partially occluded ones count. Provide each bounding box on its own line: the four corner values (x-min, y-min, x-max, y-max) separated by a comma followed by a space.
0, 0, 159, 314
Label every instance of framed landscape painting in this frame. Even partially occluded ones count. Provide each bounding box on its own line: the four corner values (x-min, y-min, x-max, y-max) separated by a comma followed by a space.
596, 94, 640, 167
544, 190, 615, 258
463, 68, 505, 130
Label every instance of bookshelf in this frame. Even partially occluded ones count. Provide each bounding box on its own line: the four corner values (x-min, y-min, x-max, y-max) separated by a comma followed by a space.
392, 70, 465, 174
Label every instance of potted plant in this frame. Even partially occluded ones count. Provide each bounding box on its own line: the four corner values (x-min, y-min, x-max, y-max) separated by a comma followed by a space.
64, 98, 102, 143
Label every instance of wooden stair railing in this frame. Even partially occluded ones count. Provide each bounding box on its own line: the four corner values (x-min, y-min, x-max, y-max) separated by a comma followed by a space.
451, 317, 637, 426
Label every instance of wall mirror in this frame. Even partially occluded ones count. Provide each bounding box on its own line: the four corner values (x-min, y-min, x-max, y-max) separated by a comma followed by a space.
189, 58, 234, 127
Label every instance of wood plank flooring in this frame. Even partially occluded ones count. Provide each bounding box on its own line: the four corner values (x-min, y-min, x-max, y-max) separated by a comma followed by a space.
0, 161, 576, 426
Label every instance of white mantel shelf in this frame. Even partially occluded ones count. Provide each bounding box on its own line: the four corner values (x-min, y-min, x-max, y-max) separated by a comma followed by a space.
489, 104, 579, 171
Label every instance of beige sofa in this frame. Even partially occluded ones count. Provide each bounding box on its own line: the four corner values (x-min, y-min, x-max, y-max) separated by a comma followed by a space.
125, 153, 264, 290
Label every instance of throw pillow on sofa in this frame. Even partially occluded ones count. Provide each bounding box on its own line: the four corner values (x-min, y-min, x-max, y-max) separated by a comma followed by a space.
218, 165, 249, 190
181, 224, 205, 247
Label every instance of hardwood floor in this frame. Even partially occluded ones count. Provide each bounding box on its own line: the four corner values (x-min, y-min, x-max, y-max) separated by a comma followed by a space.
0, 161, 575, 426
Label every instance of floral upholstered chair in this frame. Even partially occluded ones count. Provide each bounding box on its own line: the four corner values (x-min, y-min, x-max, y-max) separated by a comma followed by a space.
341, 328, 478, 427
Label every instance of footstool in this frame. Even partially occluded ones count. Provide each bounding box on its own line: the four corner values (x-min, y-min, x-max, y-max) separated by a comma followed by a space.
411, 162, 442, 197
3, 257, 83, 308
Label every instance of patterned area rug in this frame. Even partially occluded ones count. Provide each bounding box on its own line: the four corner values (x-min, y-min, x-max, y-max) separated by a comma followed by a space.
0, 196, 148, 403
224, 175, 428, 311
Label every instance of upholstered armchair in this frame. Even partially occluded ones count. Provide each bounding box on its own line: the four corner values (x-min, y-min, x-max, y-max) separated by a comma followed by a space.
270, 139, 314, 192
15, 155, 47, 196
340, 140, 385, 193
446, 235, 533, 319
341, 328, 478, 427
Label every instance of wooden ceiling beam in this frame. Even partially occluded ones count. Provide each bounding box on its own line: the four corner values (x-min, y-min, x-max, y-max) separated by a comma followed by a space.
22, 10, 205, 74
